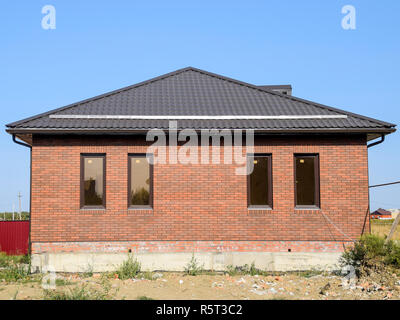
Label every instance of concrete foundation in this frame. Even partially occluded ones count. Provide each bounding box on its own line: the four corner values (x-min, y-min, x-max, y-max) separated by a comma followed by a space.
31, 251, 342, 273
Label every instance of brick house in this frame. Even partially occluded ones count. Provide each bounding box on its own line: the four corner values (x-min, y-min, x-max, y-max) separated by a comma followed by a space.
371, 208, 392, 220
6, 67, 396, 272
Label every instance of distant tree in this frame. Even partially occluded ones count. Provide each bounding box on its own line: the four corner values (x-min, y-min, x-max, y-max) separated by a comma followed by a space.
131, 188, 149, 205
84, 178, 103, 205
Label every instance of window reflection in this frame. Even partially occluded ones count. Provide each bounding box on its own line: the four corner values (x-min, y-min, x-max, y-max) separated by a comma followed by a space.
295, 155, 319, 206
249, 156, 271, 207
83, 157, 104, 206
130, 156, 150, 206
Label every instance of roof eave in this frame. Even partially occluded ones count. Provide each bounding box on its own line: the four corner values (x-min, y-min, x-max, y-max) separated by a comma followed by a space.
6, 127, 396, 135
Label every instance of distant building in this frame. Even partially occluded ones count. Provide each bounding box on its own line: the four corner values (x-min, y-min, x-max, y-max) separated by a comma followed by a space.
371, 208, 392, 220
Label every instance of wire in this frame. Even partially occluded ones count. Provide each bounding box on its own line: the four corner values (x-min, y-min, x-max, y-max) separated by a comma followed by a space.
369, 180, 400, 188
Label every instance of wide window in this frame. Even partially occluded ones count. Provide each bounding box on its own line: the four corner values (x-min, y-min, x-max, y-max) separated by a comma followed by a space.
81, 154, 106, 208
128, 154, 153, 208
247, 154, 272, 208
294, 154, 320, 207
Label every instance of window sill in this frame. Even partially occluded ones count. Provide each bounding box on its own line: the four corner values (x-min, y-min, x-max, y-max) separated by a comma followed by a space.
248, 206, 272, 210
294, 206, 320, 210
128, 206, 153, 210
294, 206, 321, 214
248, 207, 272, 215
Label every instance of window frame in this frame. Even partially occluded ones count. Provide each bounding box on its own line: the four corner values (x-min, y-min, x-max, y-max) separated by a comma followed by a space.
247, 153, 273, 209
128, 153, 153, 209
80, 153, 106, 209
294, 153, 320, 209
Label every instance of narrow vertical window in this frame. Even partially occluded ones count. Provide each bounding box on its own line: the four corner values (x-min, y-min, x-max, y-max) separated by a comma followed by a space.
247, 154, 272, 208
294, 154, 320, 207
81, 154, 106, 208
128, 154, 153, 208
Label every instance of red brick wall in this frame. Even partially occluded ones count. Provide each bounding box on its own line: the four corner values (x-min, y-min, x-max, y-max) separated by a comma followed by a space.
30, 134, 369, 253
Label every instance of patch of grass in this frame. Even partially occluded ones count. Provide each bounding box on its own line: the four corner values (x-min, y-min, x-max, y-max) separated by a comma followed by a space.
0, 253, 31, 283
100, 271, 116, 280
0, 263, 30, 282
241, 262, 259, 276
137, 295, 154, 300
199, 270, 220, 276
0, 253, 29, 267
0, 252, 11, 267
372, 219, 395, 225
55, 278, 74, 286
184, 253, 204, 276
226, 265, 239, 276
371, 219, 400, 240
82, 264, 94, 278
226, 262, 267, 276
140, 271, 154, 280
296, 270, 324, 278
20, 254, 31, 265
44, 280, 113, 300
116, 254, 141, 280
20, 273, 43, 284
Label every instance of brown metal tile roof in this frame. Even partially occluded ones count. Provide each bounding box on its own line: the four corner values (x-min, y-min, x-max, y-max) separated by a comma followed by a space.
5, 67, 396, 134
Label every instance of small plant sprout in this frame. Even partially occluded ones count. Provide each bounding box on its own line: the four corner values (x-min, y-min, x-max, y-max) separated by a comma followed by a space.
184, 253, 204, 276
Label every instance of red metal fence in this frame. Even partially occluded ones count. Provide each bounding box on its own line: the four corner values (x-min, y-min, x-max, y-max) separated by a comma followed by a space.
0, 221, 29, 255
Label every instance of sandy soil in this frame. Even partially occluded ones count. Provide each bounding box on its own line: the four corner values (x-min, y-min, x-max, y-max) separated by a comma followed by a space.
1, 272, 399, 300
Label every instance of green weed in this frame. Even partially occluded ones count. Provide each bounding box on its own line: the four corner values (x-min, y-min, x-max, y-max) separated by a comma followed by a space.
116, 254, 141, 280
184, 253, 204, 276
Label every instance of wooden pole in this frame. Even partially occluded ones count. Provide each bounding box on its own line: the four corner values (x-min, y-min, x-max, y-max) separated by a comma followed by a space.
386, 213, 400, 243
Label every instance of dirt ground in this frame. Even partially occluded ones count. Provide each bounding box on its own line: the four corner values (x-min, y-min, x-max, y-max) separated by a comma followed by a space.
1, 220, 399, 300
1, 272, 400, 300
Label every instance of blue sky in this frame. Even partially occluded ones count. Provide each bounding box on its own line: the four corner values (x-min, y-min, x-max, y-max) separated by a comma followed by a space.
0, 0, 399, 212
